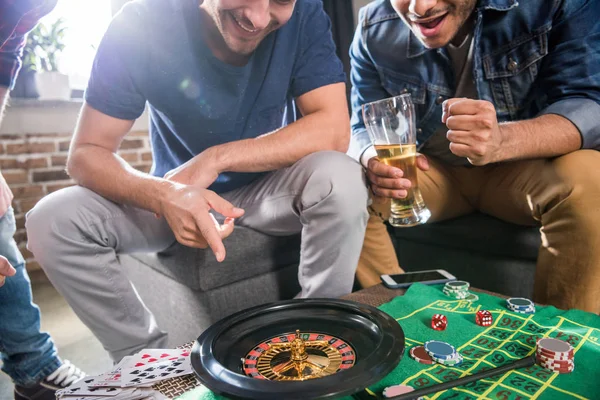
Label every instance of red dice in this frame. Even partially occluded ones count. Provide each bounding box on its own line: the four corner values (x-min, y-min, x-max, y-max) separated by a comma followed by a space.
476, 310, 493, 326
431, 314, 448, 331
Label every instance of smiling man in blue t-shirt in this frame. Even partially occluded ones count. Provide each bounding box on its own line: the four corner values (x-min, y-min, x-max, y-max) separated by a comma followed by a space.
26, 0, 368, 361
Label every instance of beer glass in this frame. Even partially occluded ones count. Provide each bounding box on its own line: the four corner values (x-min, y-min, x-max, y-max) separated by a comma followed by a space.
362, 94, 431, 227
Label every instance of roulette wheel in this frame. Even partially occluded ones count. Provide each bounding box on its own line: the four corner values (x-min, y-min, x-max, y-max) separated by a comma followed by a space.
191, 299, 405, 399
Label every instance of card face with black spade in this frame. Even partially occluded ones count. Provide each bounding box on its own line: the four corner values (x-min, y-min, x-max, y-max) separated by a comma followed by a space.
87, 356, 135, 388
55, 375, 122, 397
120, 357, 192, 387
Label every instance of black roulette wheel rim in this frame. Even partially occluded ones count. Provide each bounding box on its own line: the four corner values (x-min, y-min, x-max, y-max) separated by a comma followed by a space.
191, 298, 405, 399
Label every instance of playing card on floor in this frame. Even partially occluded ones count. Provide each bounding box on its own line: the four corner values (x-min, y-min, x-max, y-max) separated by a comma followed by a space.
121, 356, 192, 387
56, 375, 123, 397
121, 348, 191, 369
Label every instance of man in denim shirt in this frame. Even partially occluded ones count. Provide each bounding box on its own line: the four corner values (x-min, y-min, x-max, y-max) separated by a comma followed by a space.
349, 0, 600, 312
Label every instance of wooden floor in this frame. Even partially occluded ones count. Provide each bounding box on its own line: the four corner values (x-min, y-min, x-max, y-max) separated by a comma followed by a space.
0, 272, 112, 399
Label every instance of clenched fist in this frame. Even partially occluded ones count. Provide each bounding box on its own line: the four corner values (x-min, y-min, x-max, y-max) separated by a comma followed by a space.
443, 98, 504, 166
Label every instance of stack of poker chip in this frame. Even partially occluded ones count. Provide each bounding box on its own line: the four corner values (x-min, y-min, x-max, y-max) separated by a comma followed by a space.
443, 281, 478, 302
424, 340, 463, 366
536, 338, 575, 374
506, 297, 536, 314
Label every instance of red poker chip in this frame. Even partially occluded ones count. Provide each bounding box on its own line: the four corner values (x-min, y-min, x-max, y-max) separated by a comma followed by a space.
537, 352, 574, 362
537, 338, 574, 354
539, 365, 575, 373
538, 360, 575, 369
410, 346, 435, 365
537, 358, 574, 367
537, 349, 574, 359
537, 359, 575, 369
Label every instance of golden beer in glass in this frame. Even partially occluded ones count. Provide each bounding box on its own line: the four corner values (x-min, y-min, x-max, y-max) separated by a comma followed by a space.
362, 95, 431, 227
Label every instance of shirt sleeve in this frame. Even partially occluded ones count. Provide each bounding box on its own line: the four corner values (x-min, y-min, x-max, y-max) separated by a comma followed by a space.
84, 5, 147, 121
0, 34, 25, 89
347, 6, 389, 162
0, 0, 58, 89
536, 0, 600, 150
289, 1, 346, 99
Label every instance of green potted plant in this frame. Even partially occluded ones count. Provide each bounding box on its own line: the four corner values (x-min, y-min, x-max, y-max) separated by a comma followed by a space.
25, 18, 71, 100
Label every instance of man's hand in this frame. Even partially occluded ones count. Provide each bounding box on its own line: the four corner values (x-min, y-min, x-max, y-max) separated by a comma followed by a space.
366, 155, 429, 200
164, 149, 220, 188
0, 256, 16, 287
159, 183, 244, 262
443, 98, 505, 166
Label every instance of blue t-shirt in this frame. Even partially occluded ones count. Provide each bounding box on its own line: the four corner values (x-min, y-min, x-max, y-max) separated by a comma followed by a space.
85, 0, 345, 193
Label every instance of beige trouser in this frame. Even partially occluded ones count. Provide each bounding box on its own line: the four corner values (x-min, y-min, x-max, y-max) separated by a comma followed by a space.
357, 150, 600, 313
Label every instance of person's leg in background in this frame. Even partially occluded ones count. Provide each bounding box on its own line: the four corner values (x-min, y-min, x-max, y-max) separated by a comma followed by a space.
0, 207, 84, 400
355, 156, 476, 287
355, 199, 403, 288
476, 150, 600, 313
222, 151, 369, 298
26, 186, 176, 363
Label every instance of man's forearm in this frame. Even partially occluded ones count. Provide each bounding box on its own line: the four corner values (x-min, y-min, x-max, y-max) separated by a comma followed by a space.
68, 145, 171, 214
210, 109, 349, 173
498, 114, 582, 162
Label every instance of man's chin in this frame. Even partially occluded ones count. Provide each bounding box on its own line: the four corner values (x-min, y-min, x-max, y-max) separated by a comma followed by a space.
413, 32, 452, 49
224, 38, 260, 56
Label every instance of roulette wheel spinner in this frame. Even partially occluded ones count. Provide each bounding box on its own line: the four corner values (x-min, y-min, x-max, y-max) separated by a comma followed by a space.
191, 299, 405, 399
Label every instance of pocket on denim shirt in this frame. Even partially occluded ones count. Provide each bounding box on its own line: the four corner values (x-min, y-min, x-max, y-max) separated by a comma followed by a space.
379, 69, 427, 105
482, 27, 550, 119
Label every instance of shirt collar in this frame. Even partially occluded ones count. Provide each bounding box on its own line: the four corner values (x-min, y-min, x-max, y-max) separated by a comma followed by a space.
406, 0, 519, 58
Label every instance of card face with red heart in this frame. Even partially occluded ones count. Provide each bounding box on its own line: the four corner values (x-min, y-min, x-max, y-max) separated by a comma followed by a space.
121, 349, 191, 369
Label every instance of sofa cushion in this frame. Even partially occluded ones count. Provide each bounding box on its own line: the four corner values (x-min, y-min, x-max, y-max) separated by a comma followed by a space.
392, 213, 540, 260
129, 226, 301, 292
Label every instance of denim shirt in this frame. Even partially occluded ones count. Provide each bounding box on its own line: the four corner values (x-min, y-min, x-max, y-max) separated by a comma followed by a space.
348, 0, 600, 161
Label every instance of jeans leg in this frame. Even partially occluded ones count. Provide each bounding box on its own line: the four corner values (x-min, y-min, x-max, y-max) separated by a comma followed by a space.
0, 207, 61, 387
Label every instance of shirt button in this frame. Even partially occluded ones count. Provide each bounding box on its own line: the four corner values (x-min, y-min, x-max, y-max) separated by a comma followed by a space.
435, 96, 444, 105
417, 128, 423, 134
507, 58, 518, 72
401, 88, 409, 94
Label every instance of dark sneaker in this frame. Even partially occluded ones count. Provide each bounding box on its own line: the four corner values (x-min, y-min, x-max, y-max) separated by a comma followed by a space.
14, 360, 85, 400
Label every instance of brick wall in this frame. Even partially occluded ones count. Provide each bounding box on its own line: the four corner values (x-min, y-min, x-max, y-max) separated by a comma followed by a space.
1, 131, 153, 273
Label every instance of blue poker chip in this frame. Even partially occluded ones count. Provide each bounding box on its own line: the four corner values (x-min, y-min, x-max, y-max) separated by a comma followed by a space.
507, 298, 534, 308
424, 340, 456, 360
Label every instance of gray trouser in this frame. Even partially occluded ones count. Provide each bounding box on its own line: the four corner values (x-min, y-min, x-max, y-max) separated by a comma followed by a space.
26, 151, 369, 361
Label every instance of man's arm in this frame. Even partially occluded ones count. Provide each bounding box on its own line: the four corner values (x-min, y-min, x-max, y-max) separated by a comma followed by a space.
210, 82, 349, 173
443, 99, 582, 165
68, 104, 243, 261
166, 82, 350, 184
445, 0, 600, 164
66, 104, 167, 213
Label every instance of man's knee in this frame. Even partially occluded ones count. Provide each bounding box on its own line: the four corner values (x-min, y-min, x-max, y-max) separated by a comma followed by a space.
300, 151, 369, 218
552, 150, 600, 211
26, 186, 98, 261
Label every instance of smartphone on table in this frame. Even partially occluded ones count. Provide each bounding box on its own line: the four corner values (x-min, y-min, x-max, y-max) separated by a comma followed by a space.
380, 269, 456, 289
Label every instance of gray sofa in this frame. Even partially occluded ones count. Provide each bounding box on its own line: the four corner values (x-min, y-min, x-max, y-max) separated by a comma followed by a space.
124, 213, 541, 346
123, 227, 301, 347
